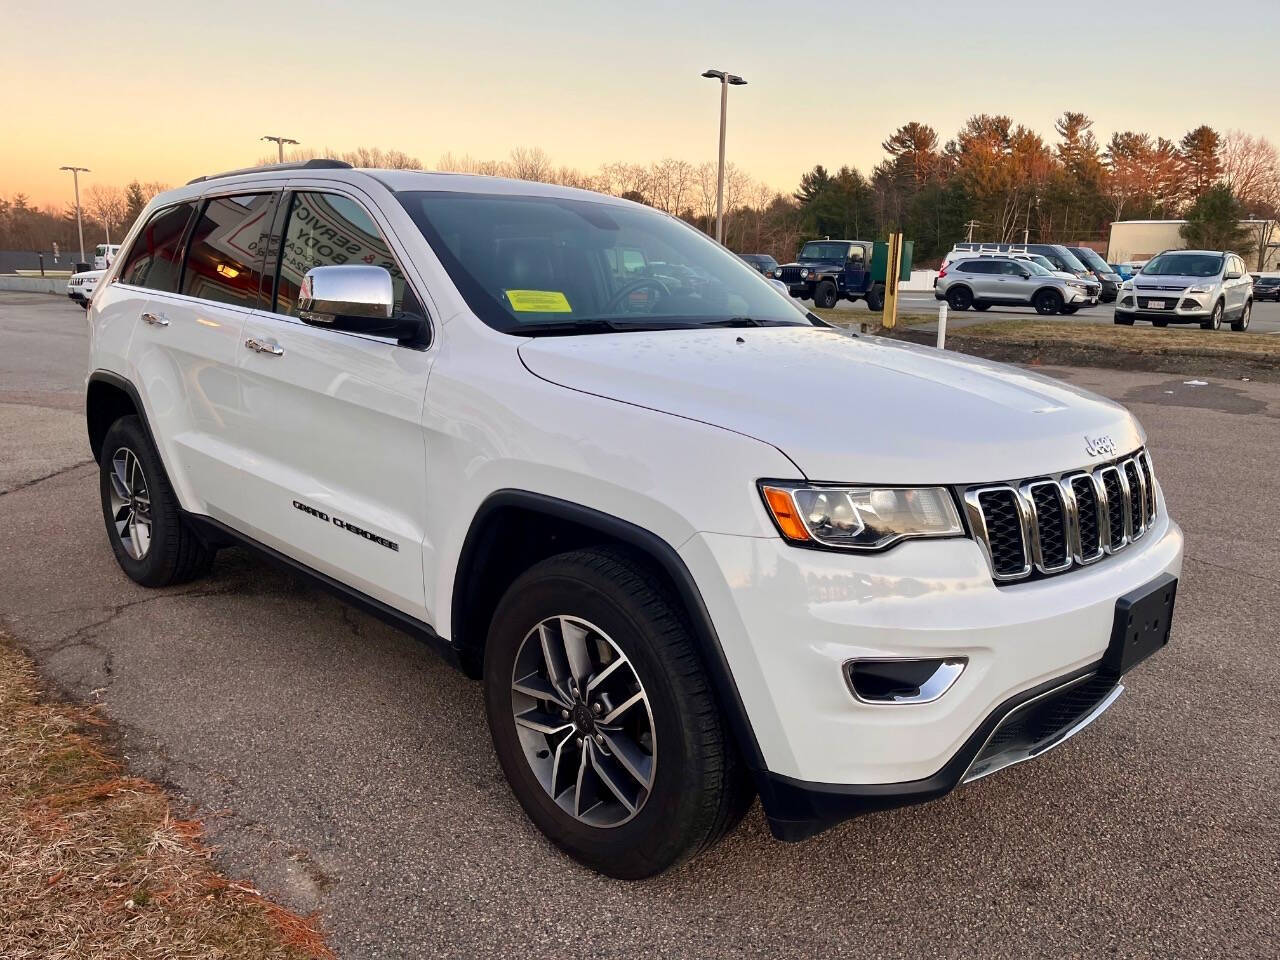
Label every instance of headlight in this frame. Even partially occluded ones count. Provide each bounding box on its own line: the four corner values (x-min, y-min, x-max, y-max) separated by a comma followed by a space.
799, 268, 809, 279
760, 483, 963, 551
1068, 281, 1087, 290
1187, 285, 1210, 294
773, 268, 782, 278
1120, 280, 1133, 291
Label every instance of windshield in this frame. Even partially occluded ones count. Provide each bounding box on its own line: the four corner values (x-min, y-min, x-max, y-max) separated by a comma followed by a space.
1072, 248, 1111, 272
1141, 253, 1224, 277
798, 242, 851, 261
1024, 255, 1055, 271
397, 191, 812, 334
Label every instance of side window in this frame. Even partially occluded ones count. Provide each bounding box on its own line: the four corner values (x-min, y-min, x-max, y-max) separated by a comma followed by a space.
274, 192, 409, 317
117, 202, 198, 292
180, 194, 277, 307
962, 261, 989, 274
1000, 260, 1024, 276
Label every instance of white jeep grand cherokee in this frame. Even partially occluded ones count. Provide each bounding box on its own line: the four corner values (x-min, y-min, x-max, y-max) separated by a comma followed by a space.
86, 160, 1183, 878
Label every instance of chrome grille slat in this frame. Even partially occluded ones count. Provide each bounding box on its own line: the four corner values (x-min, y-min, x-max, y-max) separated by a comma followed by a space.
965, 448, 1158, 584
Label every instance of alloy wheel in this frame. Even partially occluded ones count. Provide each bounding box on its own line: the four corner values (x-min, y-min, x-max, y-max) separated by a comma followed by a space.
107, 447, 152, 560
510, 615, 656, 828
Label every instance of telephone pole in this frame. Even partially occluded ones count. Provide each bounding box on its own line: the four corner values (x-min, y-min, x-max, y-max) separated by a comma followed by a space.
59, 165, 90, 263
261, 135, 299, 163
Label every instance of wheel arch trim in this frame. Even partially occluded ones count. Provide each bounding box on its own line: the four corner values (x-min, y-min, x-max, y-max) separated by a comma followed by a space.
451, 489, 769, 775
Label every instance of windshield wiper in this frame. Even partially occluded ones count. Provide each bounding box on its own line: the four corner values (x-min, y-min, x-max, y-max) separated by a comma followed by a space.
698, 316, 806, 328
513, 319, 687, 337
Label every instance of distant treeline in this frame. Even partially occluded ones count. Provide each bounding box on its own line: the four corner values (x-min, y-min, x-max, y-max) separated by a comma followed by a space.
6, 116, 1277, 266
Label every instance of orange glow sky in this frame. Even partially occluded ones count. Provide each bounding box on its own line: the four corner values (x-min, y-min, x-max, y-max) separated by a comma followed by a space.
4, 0, 1278, 209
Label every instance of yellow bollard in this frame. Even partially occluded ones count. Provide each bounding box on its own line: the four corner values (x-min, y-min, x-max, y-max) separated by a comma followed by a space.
881, 232, 903, 330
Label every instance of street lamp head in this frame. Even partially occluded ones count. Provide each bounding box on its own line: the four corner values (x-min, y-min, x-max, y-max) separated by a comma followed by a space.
727, 75, 747, 86
701, 69, 747, 85
701, 69, 725, 80
59, 165, 90, 173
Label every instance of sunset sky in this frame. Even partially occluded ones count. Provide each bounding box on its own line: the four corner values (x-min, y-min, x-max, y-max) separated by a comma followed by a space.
4, 0, 1278, 208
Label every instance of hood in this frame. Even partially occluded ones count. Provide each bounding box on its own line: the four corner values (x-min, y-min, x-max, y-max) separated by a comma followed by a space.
784, 259, 843, 270
518, 327, 1142, 484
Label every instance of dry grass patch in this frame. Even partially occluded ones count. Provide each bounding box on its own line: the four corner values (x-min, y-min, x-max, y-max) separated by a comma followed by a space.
0, 632, 332, 960
811, 308, 935, 328
955, 320, 1280, 360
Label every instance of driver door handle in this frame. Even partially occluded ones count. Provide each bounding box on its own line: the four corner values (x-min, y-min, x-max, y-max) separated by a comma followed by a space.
141, 311, 169, 326
245, 337, 284, 357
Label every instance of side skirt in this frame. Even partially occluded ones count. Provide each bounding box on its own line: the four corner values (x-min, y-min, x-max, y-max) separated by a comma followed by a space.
183, 512, 463, 670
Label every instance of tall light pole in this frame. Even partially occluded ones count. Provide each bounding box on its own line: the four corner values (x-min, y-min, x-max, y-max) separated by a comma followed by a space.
261, 135, 299, 163
59, 165, 90, 263
701, 69, 746, 245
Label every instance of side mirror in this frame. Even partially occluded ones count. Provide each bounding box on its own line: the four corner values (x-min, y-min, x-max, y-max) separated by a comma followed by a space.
1225, 271, 1242, 280
1020, 268, 1032, 278
298, 265, 425, 342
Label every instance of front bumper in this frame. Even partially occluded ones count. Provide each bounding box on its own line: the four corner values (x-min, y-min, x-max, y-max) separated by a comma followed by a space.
680, 505, 1183, 840
1115, 289, 1211, 320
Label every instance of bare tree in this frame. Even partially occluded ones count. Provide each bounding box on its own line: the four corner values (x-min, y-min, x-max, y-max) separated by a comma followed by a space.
507, 146, 553, 183
1220, 131, 1280, 211
84, 184, 129, 243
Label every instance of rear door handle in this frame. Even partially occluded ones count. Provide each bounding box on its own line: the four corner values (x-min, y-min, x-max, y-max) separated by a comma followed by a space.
245, 337, 285, 357
141, 311, 169, 326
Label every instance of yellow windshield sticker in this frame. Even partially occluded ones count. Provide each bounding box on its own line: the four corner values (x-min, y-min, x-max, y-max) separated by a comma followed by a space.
505, 289, 572, 313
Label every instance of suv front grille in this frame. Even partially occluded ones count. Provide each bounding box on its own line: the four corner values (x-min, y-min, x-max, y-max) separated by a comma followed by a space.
779, 266, 807, 283
963, 449, 1158, 584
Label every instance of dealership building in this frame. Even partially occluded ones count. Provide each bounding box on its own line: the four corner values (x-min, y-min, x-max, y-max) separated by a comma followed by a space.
1107, 219, 1280, 270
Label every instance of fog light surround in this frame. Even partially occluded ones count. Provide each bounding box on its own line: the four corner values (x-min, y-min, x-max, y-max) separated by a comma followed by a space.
845, 657, 967, 705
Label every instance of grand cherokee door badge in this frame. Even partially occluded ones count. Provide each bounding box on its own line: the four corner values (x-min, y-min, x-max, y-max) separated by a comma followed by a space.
293, 499, 399, 552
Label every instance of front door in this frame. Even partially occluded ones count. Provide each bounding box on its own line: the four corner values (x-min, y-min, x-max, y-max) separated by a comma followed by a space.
228, 188, 435, 621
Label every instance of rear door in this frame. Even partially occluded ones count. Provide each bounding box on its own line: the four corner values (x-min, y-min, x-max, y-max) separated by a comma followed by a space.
126, 191, 280, 516
228, 185, 435, 620
963, 260, 998, 300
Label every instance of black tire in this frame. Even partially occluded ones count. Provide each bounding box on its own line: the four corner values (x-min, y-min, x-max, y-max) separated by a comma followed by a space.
864, 284, 885, 311
946, 286, 973, 311
1034, 289, 1064, 315
1231, 300, 1251, 332
812, 280, 838, 309
1061, 304, 1079, 315
1201, 301, 1223, 330
973, 301, 992, 311
1113, 312, 1134, 325
483, 548, 753, 879
99, 416, 215, 587
1153, 318, 1169, 328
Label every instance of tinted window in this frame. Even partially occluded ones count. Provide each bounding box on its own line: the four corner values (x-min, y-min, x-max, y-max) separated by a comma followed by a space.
397, 191, 811, 333
798, 242, 852, 261
180, 194, 276, 307
958, 260, 991, 273
274, 192, 409, 317
118, 202, 197, 292
1142, 253, 1224, 277
998, 260, 1025, 275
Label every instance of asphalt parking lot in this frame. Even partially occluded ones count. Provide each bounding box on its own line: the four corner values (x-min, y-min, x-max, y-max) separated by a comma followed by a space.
2, 291, 1278, 959
831, 290, 1280, 333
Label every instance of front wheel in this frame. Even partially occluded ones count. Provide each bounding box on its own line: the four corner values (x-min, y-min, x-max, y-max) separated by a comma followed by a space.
1201, 301, 1223, 330
1034, 289, 1064, 315
483, 548, 753, 879
1231, 300, 1251, 332
864, 285, 885, 311
1061, 304, 1079, 315
1114, 312, 1134, 325
811, 280, 838, 309
973, 301, 992, 311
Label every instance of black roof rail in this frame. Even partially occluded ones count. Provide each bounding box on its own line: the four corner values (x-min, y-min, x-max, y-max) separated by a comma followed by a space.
187, 158, 353, 185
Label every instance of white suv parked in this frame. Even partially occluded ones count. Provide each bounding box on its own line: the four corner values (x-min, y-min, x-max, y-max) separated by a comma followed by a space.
86, 160, 1184, 878
1114, 250, 1254, 330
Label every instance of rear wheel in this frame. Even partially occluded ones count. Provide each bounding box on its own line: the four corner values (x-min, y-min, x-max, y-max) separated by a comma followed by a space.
946, 286, 973, 311
812, 281, 838, 309
1231, 300, 1251, 332
483, 548, 753, 879
1201, 301, 1223, 330
98, 416, 215, 587
1034, 289, 1064, 315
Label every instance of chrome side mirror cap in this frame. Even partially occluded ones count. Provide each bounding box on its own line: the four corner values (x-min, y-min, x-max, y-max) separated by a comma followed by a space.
298, 265, 394, 323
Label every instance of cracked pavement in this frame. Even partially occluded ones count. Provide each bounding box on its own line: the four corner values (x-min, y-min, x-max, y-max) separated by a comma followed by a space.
2, 292, 1277, 959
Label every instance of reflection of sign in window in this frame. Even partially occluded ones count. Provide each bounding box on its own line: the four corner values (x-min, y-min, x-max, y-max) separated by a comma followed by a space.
620, 249, 647, 274
277, 193, 407, 315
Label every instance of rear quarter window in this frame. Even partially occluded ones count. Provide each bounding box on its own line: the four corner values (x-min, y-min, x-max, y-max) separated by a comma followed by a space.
117, 202, 199, 293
